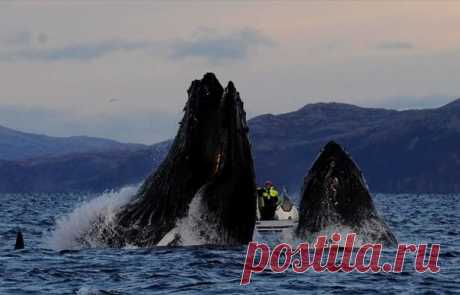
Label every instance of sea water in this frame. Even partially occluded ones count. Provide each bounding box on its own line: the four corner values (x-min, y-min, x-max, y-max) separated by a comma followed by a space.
0, 192, 459, 294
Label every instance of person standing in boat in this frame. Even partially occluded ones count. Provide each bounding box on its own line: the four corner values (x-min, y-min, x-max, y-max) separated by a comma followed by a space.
258, 180, 282, 220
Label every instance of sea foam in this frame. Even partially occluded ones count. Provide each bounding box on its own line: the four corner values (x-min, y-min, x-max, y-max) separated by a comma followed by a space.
45, 185, 138, 250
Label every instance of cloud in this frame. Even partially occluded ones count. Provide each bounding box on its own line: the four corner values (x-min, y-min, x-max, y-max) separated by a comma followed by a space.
1, 28, 275, 63
0, 39, 153, 62
3, 31, 49, 48
376, 41, 414, 50
3, 31, 33, 47
0, 29, 275, 63
171, 28, 275, 62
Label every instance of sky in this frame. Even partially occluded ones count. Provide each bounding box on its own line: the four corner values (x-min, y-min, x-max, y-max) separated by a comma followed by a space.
0, 2, 459, 144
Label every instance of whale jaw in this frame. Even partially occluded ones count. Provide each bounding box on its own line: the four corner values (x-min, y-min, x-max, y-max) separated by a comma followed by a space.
99, 73, 257, 247
296, 141, 397, 246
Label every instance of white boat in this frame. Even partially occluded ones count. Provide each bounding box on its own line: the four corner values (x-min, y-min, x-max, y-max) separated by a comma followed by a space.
255, 219, 297, 233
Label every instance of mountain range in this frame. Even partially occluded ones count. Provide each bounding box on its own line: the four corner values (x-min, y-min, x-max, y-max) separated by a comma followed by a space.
251, 99, 460, 193
1, 99, 460, 193
0, 124, 145, 161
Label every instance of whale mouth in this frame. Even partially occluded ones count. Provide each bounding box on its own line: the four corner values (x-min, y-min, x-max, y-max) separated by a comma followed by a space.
296, 141, 397, 246
89, 73, 257, 247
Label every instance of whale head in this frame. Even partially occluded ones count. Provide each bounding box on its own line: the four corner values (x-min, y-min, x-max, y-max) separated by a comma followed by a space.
296, 141, 397, 245
106, 73, 257, 247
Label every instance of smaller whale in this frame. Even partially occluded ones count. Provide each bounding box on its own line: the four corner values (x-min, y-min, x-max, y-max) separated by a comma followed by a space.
296, 141, 397, 246
15, 231, 24, 250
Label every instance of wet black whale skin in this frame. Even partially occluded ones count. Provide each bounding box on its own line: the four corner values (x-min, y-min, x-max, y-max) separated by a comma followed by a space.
296, 141, 397, 246
104, 73, 257, 247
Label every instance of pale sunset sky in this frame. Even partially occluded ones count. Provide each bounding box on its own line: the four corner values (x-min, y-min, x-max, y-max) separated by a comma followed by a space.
0, 2, 459, 143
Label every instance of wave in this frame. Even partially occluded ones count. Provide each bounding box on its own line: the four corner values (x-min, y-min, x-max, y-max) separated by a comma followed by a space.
45, 185, 139, 250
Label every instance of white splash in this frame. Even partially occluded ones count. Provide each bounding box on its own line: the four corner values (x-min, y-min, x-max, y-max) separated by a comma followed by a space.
293, 221, 392, 247
76, 286, 103, 295
158, 188, 220, 246
297, 225, 358, 246
45, 185, 139, 250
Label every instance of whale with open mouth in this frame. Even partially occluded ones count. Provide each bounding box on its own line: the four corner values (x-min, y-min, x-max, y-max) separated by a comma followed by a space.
90, 73, 257, 247
296, 141, 397, 246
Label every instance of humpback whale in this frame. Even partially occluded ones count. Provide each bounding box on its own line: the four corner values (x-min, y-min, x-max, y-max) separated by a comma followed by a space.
296, 141, 397, 246
91, 73, 257, 247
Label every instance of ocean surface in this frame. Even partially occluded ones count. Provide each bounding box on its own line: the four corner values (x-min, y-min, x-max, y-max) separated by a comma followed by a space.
0, 191, 459, 294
